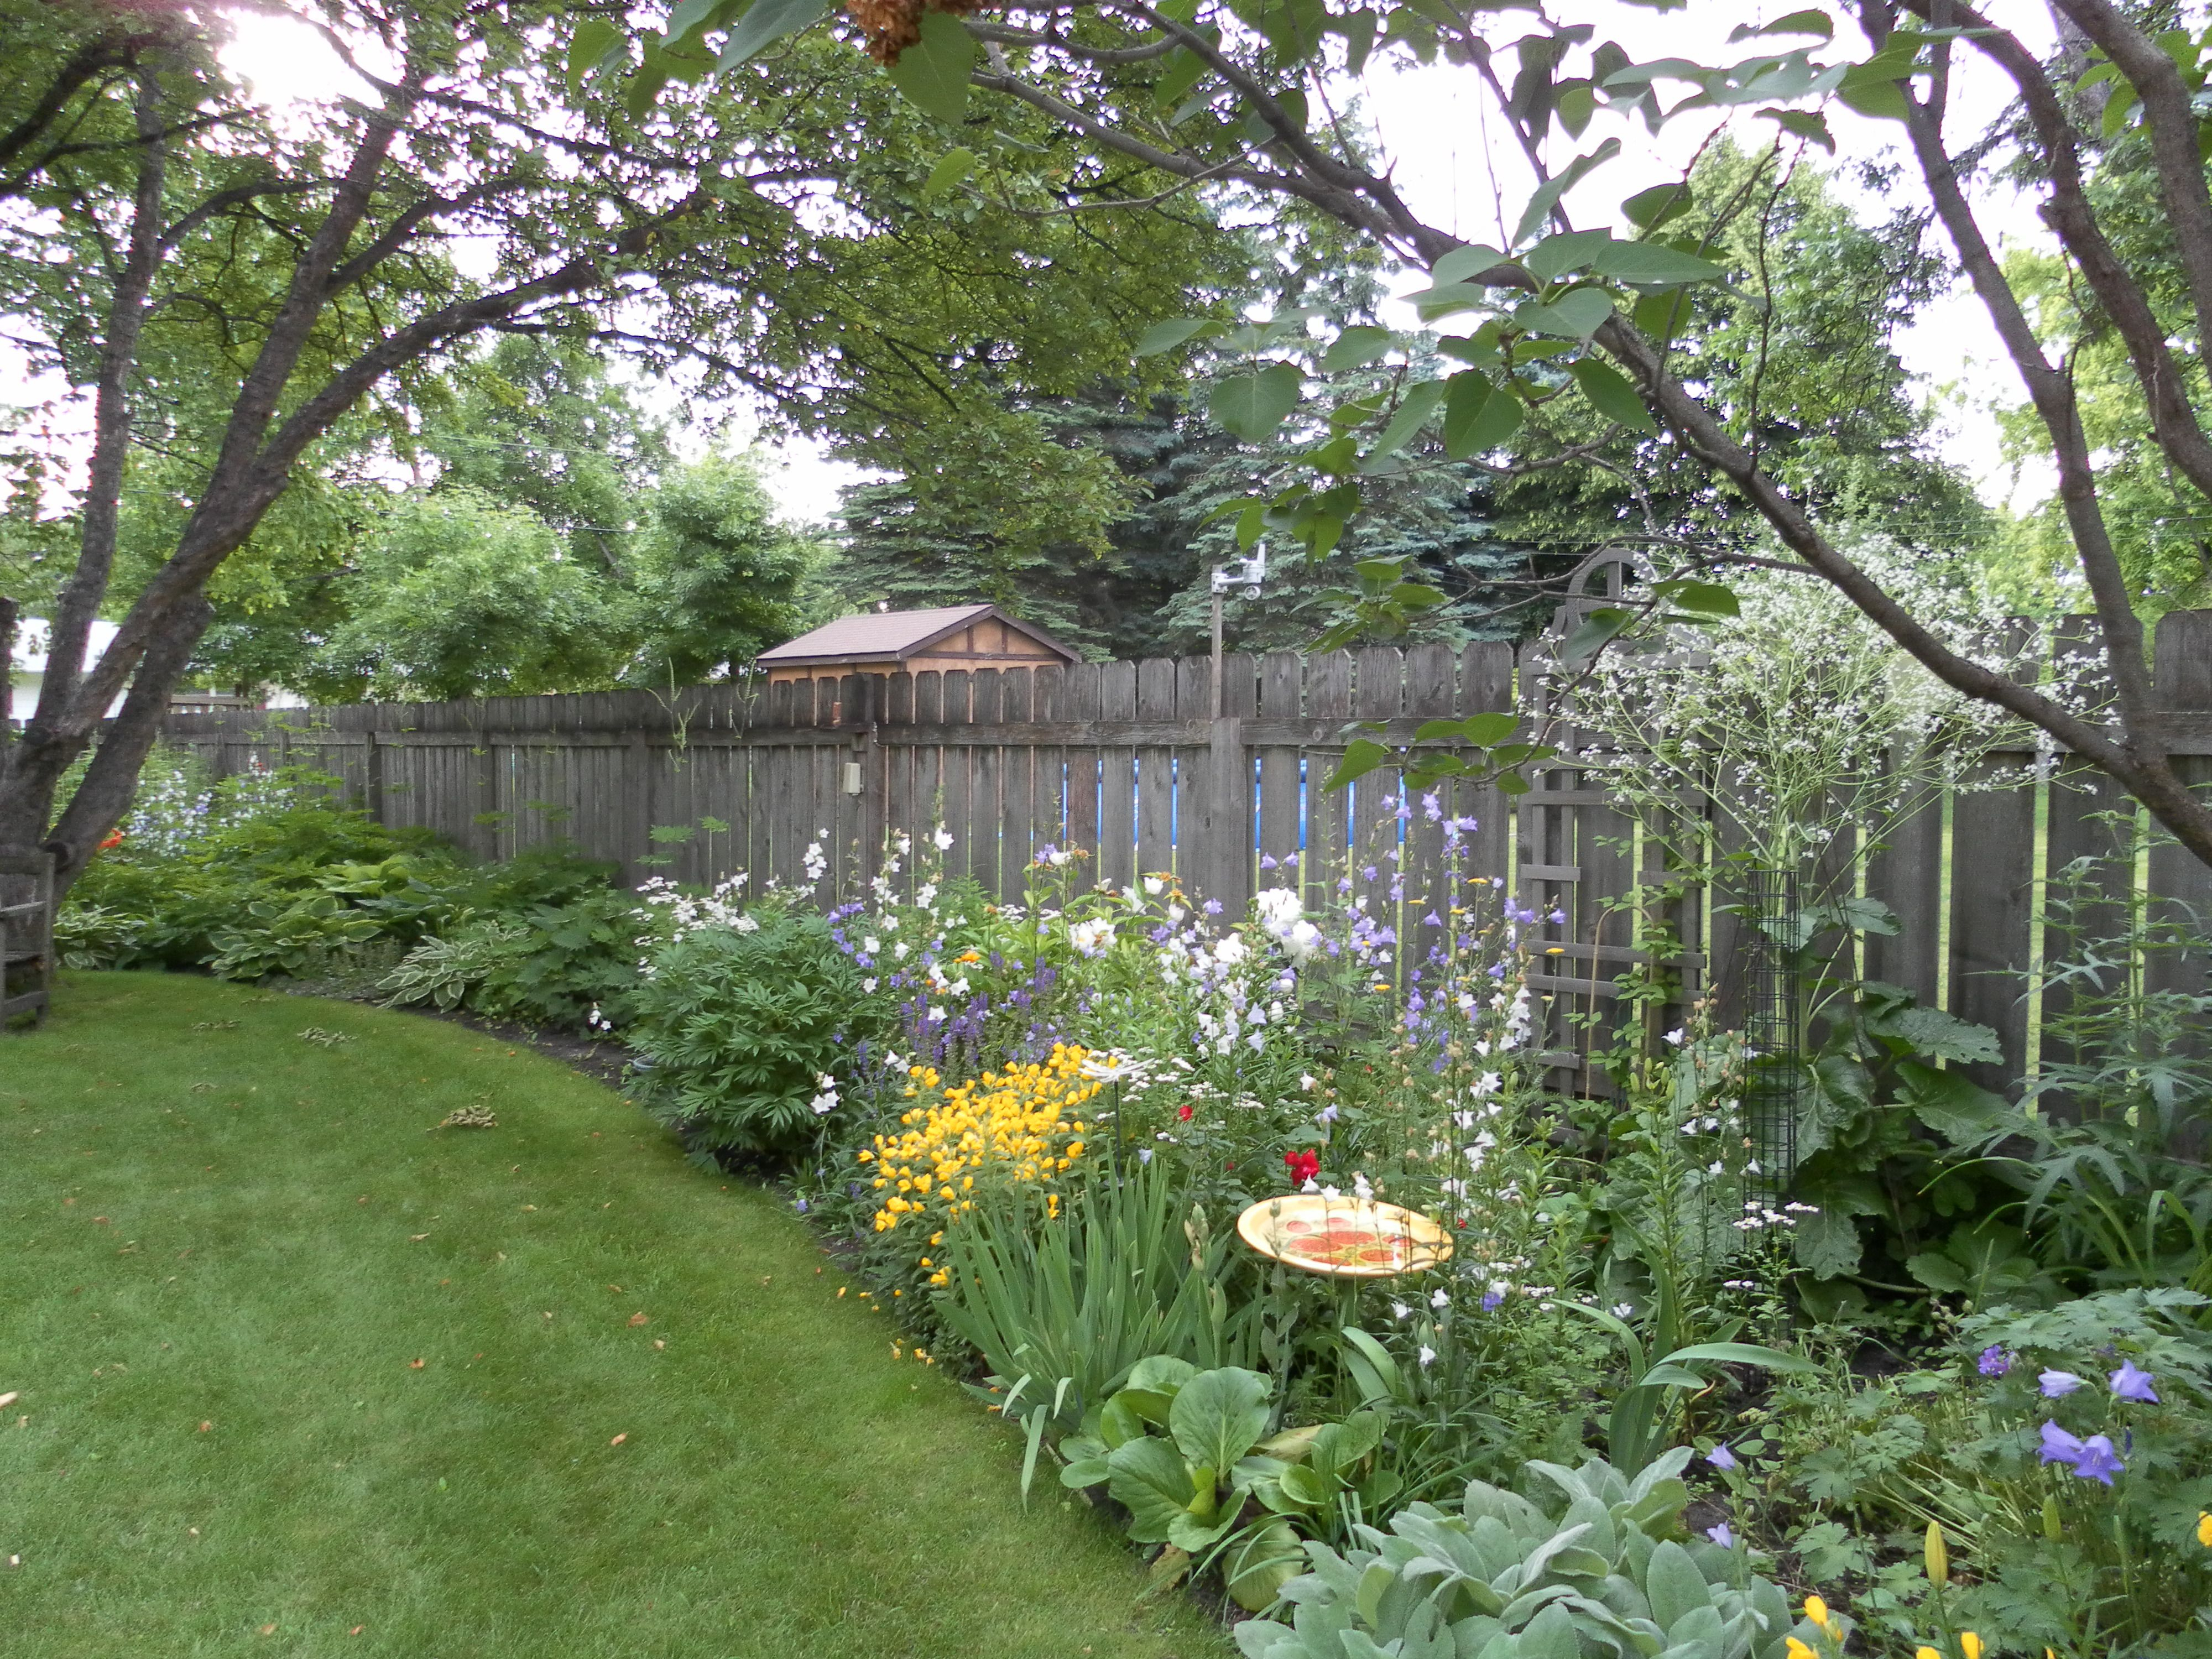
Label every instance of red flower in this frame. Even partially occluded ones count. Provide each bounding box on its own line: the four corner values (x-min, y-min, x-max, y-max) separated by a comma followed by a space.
1283, 1149, 1320, 1186
98, 831, 123, 850
1177, 1104, 1193, 1121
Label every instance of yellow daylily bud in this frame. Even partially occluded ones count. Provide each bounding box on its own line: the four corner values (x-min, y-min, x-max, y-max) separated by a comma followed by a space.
1961, 1635, 1983, 1659
1786, 1641, 1815, 1659
1925, 1521, 1949, 1588
2199, 1510, 2212, 1547
1917, 1649, 1942, 1659
1803, 1596, 1830, 1630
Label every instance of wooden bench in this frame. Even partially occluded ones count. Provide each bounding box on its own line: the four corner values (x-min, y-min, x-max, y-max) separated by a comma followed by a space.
1, 846, 56, 1032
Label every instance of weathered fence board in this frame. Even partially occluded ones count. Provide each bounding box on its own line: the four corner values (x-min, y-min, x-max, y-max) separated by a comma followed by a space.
159, 625, 2212, 1098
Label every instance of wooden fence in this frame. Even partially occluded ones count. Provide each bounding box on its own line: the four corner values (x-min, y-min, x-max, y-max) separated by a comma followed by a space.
161, 613, 2212, 1097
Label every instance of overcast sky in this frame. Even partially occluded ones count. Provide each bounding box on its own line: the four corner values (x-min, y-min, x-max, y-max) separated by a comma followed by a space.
107, 8, 2068, 526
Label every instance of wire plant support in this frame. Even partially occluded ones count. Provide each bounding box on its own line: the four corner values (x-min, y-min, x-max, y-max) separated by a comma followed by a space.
1737, 864, 1803, 1199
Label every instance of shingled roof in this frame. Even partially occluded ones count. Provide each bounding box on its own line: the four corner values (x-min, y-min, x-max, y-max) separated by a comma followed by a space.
755, 604, 1078, 669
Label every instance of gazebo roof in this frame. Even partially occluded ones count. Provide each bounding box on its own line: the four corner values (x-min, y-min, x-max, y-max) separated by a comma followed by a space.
755, 604, 1078, 669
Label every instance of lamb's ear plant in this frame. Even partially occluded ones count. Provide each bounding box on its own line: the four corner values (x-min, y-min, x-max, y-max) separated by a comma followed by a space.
1232, 1448, 1825, 1659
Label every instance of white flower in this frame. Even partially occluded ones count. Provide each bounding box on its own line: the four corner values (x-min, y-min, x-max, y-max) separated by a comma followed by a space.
1070, 917, 1117, 957
1167, 904, 1186, 924
1300, 1073, 1318, 1092
1662, 1027, 1686, 1046
926, 1005, 945, 1022
861, 977, 877, 993
1612, 1302, 1635, 1318
1319, 1185, 1341, 1200
1352, 1171, 1374, 1201
1212, 934, 1248, 967
1417, 1345, 1436, 1369
862, 936, 880, 954
732, 915, 759, 934
1390, 1300, 1410, 1321
1143, 875, 1165, 896
1430, 1288, 1450, 1309
932, 827, 954, 851
1707, 1161, 1724, 1176
893, 941, 909, 960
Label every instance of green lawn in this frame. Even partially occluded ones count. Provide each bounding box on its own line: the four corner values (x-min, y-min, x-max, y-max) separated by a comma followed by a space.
0, 972, 1227, 1658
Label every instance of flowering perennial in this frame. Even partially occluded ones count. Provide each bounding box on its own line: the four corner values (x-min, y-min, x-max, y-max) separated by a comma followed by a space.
861, 1044, 1103, 1270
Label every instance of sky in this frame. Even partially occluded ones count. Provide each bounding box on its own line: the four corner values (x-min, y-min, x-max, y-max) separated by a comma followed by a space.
106, 7, 2069, 528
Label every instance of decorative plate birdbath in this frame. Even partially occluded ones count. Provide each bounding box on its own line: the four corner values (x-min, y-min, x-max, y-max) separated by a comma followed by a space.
1235, 1194, 1452, 1278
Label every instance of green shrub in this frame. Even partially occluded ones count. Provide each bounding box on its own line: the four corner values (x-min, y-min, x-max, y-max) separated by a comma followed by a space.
627, 902, 882, 1159
381, 920, 534, 1013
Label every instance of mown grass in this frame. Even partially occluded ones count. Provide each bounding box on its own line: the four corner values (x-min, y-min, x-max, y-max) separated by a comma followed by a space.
0, 971, 1227, 1658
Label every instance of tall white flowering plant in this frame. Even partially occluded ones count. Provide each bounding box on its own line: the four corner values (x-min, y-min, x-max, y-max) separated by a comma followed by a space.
1557, 532, 2103, 899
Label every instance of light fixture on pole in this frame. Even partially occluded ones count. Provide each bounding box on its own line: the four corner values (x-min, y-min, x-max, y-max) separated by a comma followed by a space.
1208, 545, 1267, 717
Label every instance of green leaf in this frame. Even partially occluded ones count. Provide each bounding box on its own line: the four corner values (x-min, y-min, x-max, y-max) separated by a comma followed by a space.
1326, 738, 1393, 790
1792, 1203, 1863, 1280
1567, 358, 1655, 432
1210, 362, 1304, 441
1448, 373, 1522, 455
1106, 1436, 1200, 1544
1729, 9, 1833, 41
1525, 228, 1616, 282
1883, 1006, 2004, 1066
1653, 577, 1736, 616
1512, 138, 1621, 245
1432, 243, 1510, 284
1154, 43, 1212, 108
1644, 1540, 1714, 1630
886, 9, 975, 123
1760, 106, 1837, 150
1585, 241, 1723, 284
567, 18, 622, 92
1322, 325, 1395, 372
1515, 289, 1613, 339
1561, 606, 1632, 666
1168, 1366, 1273, 1474
1135, 317, 1223, 357
1621, 182, 1695, 229
1898, 1060, 2013, 1142
714, 0, 831, 69
1366, 379, 1446, 460
921, 147, 975, 200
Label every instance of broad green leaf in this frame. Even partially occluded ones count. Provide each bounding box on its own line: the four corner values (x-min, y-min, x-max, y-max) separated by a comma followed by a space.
714, 0, 831, 69
1655, 577, 1736, 615
1792, 1203, 1863, 1280
1621, 181, 1695, 229
1106, 1436, 1199, 1544
1210, 362, 1303, 441
1585, 241, 1723, 284
1326, 738, 1392, 790
1322, 325, 1395, 372
1154, 43, 1211, 108
1567, 357, 1655, 432
1168, 1366, 1273, 1474
1885, 1006, 2004, 1066
1526, 228, 1615, 281
1512, 138, 1621, 245
886, 9, 975, 123
1134, 317, 1222, 357
1898, 1060, 2012, 1142
1515, 288, 1613, 339
1405, 280, 1493, 320
921, 147, 975, 200
1561, 606, 1632, 666
567, 18, 622, 91
1761, 106, 1837, 150
1447, 375, 1522, 455
1366, 379, 1446, 460
1644, 1540, 1714, 1630
1432, 243, 1509, 284
1341, 7, 1379, 73
1730, 8, 1833, 41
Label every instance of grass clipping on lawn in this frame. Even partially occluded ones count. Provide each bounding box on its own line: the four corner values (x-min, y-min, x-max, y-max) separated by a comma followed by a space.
0, 971, 1228, 1658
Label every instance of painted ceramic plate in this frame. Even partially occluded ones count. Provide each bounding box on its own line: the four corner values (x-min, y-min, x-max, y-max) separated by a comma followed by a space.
1235, 1195, 1452, 1278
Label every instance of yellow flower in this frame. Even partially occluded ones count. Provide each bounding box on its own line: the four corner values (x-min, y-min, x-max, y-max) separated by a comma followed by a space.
1804, 1597, 1830, 1629
1786, 1641, 1815, 1659
2199, 1511, 2212, 1547
1961, 1635, 1983, 1659
1917, 1649, 1941, 1659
